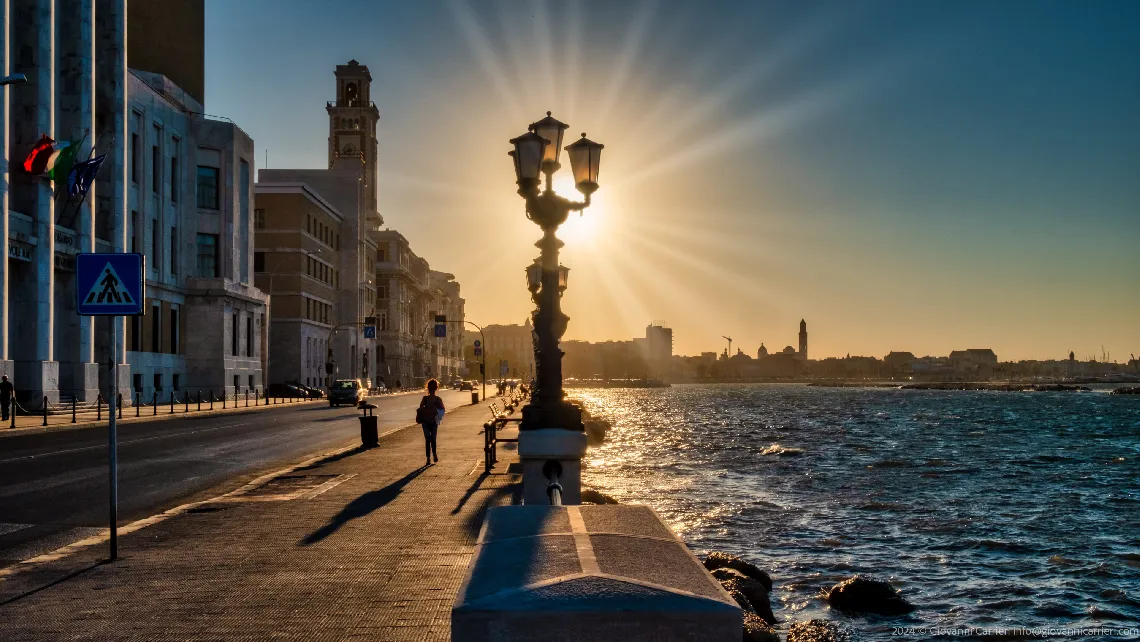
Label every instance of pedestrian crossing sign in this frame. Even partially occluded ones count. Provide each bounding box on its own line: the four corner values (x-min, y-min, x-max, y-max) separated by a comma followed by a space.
76, 253, 145, 316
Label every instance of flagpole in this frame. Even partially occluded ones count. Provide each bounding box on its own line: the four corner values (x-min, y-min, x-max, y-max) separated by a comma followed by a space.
61, 131, 108, 231
53, 128, 90, 227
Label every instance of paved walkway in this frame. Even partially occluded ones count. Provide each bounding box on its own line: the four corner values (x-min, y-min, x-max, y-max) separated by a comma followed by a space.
0, 401, 521, 641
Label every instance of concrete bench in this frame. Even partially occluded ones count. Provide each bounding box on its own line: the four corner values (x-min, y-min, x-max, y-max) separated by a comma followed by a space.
452, 504, 741, 641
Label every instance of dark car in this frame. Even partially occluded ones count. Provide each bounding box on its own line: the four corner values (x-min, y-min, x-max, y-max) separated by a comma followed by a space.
328, 379, 366, 407
293, 384, 325, 399
267, 383, 305, 398
460, 381, 474, 391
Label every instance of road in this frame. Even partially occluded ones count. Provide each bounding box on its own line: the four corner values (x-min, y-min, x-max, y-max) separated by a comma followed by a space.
0, 389, 473, 568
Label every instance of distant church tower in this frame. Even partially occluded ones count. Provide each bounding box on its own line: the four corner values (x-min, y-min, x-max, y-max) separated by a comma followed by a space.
326, 60, 380, 212
798, 319, 808, 360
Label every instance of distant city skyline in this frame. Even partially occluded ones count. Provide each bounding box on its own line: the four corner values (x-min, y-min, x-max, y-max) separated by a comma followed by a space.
205, 1, 1139, 361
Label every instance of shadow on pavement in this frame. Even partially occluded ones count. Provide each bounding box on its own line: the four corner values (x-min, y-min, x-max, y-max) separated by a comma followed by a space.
458, 478, 521, 542
299, 465, 429, 546
294, 444, 371, 471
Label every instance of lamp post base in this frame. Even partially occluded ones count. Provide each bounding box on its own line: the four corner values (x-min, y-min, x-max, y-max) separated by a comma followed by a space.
519, 399, 583, 433
517, 428, 587, 505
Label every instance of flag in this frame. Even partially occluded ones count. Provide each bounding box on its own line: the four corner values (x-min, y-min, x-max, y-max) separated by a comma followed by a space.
67, 154, 106, 197
22, 135, 57, 174
47, 139, 80, 182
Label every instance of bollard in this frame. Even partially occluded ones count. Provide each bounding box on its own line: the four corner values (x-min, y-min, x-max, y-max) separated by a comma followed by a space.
184, 391, 189, 413
43, 396, 48, 426
209, 391, 214, 411
255, 389, 260, 406
97, 394, 103, 421
223, 390, 228, 409
136, 392, 141, 417
171, 390, 175, 414
72, 397, 77, 424
117, 393, 123, 419
245, 390, 249, 408
197, 390, 202, 412
153, 391, 157, 416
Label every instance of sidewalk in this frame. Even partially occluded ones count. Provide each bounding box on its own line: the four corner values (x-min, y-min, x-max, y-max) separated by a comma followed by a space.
0, 401, 521, 641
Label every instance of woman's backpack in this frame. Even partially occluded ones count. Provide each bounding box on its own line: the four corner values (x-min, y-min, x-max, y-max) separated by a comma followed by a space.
415, 397, 436, 424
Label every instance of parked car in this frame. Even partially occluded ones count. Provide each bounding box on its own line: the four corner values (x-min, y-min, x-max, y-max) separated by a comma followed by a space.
328, 379, 366, 407
460, 381, 474, 391
293, 384, 324, 399
267, 383, 306, 398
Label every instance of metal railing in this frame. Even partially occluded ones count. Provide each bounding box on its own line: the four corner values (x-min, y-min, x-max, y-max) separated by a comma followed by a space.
543, 460, 563, 506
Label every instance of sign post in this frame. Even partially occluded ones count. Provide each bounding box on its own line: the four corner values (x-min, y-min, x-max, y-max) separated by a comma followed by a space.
76, 253, 144, 561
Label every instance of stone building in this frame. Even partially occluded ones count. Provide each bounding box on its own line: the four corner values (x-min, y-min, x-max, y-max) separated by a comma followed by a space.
478, 321, 537, 381
1, 0, 262, 405
253, 182, 343, 389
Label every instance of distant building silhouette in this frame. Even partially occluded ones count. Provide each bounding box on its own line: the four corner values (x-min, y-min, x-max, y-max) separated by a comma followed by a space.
757, 343, 768, 359
798, 319, 808, 361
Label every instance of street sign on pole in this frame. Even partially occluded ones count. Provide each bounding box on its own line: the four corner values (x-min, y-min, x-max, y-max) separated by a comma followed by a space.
473, 339, 481, 348
363, 326, 376, 339
76, 253, 144, 316
474, 347, 482, 357
434, 314, 446, 338
76, 253, 144, 562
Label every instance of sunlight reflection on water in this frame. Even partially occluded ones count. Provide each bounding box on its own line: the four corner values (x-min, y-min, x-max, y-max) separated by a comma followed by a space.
573, 384, 1140, 637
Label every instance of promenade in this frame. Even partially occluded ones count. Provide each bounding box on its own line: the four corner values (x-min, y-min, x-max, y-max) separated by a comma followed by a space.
0, 400, 520, 641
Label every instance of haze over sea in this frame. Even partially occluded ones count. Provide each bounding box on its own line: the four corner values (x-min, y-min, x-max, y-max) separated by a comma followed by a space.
576, 385, 1140, 639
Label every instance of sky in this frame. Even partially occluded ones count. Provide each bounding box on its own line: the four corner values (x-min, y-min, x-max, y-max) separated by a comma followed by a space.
205, 0, 1140, 362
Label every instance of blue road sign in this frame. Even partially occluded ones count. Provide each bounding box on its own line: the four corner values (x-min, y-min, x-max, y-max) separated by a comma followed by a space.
434, 324, 446, 338
76, 253, 144, 316
363, 326, 376, 339
473, 340, 481, 348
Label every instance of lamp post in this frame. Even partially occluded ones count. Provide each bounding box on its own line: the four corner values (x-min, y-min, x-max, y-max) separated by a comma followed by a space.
510, 112, 603, 505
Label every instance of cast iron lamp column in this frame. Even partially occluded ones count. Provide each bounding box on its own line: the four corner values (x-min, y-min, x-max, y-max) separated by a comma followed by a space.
509, 112, 603, 434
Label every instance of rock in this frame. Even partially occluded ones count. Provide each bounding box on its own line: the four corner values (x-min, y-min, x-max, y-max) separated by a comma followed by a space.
725, 585, 755, 613
722, 576, 777, 625
742, 612, 780, 642
825, 575, 914, 615
703, 552, 773, 592
580, 488, 619, 504
787, 619, 854, 642
1112, 386, 1140, 395
584, 419, 610, 445
711, 567, 748, 582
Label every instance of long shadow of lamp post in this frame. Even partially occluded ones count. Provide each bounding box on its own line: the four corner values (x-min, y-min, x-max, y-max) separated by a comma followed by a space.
509, 112, 603, 504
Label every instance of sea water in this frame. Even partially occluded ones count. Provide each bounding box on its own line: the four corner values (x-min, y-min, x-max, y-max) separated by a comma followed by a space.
575, 384, 1140, 639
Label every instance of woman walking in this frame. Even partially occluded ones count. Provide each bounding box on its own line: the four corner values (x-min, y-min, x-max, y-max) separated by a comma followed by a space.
416, 379, 445, 466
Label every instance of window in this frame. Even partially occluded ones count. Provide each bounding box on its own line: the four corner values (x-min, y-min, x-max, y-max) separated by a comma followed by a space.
131, 211, 139, 253
152, 126, 161, 194
130, 314, 142, 351
232, 313, 239, 356
170, 227, 178, 275
151, 219, 159, 272
196, 234, 218, 278
154, 373, 163, 392
246, 316, 253, 357
151, 304, 161, 352
130, 114, 141, 184
170, 308, 179, 354
306, 298, 311, 320
248, 375, 254, 391
196, 165, 219, 209
133, 373, 143, 393
254, 208, 265, 229
170, 138, 179, 203
254, 252, 265, 272
234, 375, 240, 393
378, 249, 385, 261
378, 284, 388, 299
173, 374, 180, 391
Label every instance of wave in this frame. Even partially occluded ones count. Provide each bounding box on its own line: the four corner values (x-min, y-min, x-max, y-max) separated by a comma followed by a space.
760, 444, 804, 456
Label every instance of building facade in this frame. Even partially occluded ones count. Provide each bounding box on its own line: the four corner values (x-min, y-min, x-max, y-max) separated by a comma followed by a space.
478, 321, 536, 381
1, 0, 261, 405
253, 182, 343, 389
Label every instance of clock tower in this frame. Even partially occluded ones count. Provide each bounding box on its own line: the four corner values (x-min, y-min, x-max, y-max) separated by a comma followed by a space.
326, 60, 380, 212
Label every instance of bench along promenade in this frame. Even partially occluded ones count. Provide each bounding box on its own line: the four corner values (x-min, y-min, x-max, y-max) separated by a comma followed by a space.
0, 396, 521, 640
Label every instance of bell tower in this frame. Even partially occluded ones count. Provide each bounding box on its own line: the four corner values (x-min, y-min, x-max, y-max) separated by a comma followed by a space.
798, 319, 808, 361
326, 60, 380, 211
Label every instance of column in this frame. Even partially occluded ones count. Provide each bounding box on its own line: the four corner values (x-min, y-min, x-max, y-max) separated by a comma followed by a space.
58, 0, 98, 401
0, 0, 11, 381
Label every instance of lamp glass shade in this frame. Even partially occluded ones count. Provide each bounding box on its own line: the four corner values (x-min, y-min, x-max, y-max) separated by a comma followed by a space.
526, 261, 542, 290
509, 131, 547, 181
557, 264, 570, 290
530, 112, 569, 166
565, 134, 604, 192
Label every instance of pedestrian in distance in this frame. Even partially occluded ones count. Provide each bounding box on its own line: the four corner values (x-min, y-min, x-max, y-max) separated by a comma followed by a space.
416, 378, 445, 466
0, 375, 12, 421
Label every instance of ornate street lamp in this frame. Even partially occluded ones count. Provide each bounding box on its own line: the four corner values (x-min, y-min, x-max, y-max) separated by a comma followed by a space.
509, 113, 602, 443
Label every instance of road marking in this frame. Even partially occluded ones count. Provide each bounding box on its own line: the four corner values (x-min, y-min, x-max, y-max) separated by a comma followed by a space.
567, 506, 601, 575
0, 423, 416, 581
0, 423, 252, 464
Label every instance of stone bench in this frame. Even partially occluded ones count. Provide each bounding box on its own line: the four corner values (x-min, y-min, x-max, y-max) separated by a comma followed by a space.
452, 504, 741, 641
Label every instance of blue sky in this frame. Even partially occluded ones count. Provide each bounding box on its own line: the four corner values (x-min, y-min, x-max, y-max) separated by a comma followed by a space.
205, 0, 1139, 360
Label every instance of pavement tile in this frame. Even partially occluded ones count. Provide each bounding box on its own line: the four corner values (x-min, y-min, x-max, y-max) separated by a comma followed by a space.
0, 402, 520, 641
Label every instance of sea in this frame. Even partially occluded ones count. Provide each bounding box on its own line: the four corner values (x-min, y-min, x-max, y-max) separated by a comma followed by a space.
573, 384, 1140, 640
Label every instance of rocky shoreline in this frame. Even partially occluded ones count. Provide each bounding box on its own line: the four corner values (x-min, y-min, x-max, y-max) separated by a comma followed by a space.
808, 381, 1097, 392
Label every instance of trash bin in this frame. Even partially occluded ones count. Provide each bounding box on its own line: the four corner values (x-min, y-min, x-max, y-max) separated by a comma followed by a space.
471, 391, 479, 405
359, 403, 378, 447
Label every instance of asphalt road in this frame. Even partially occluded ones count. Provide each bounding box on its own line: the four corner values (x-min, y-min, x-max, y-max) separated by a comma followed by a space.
0, 389, 473, 568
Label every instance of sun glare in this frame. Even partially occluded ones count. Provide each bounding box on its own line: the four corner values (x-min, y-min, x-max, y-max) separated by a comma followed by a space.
553, 175, 606, 246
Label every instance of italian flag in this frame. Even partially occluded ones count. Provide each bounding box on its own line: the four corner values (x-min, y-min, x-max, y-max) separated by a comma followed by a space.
23, 135, 78, 179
